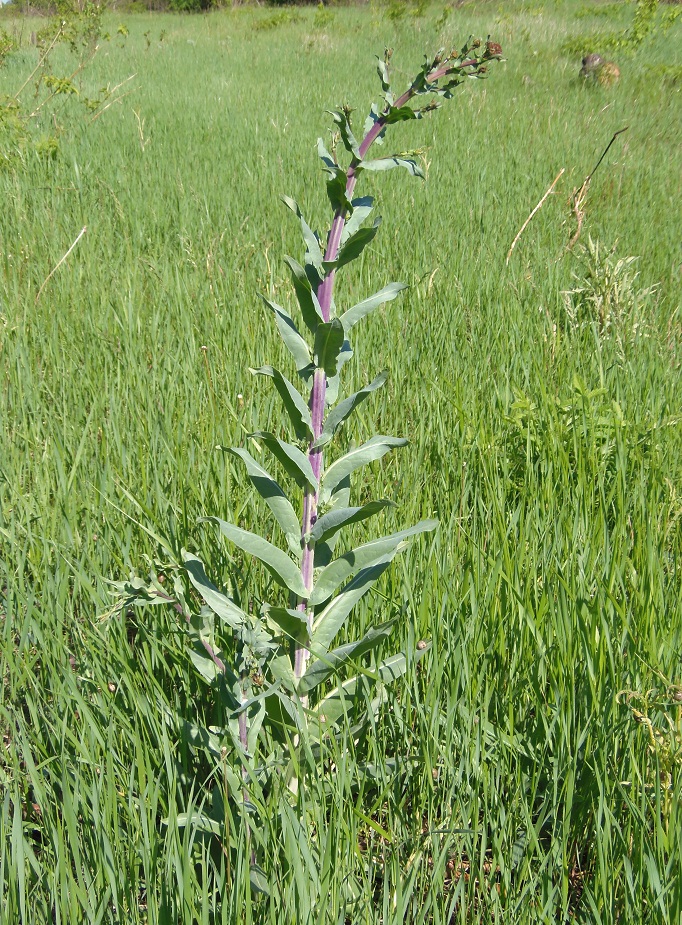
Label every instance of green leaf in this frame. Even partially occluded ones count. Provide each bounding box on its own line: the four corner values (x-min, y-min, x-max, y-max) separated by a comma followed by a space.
360, 156, 425, 179
317, 138, 351, 213
223, 448, 301, 556
251, 431, 317, 491
183, 551, 248, 630
174, 811, 222, 836
324, 342, 353, 406
363, 103, 386, 146
320, 434, 407, 501
339, 282, 407, 333
329, 109, 361, 160
260, 297, 312, 377
311, 553, 396, 653
299, 620, 396, 695
314, 319, 345, 377
250, 366, 312, 441
202, 517, 309, 599
283, 255, 324, 334
317, 137, 337, 176
309, 520, 438, 606
250, 865, 271, 897
281, 195, 323, 271
376, 58, 393, 103
264, 606, 309, 646
309, 499, 395, 546
233, 683, 279, 716
313, 372, 389, 449
341, 196, 374, 246
268, 653, 298, 692
189, 648, 221, 684
311, 644, 430, 729
383, 105, 419, 125
324, 219, 381, 273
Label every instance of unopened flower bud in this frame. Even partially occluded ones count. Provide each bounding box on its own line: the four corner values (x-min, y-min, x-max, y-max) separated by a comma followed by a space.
486, 42, 503, 58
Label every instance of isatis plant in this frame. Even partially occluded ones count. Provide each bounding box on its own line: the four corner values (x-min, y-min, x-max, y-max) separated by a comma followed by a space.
115, 38, 502, 850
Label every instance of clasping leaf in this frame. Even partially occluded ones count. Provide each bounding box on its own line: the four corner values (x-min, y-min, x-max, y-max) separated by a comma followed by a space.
314, 319, 345, 377
250, 366, 312, 441
313, 371, 389, 449
202, 516, 309, 599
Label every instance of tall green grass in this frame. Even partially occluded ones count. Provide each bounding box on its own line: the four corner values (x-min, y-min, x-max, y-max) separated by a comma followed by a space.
1, 2, 681, 921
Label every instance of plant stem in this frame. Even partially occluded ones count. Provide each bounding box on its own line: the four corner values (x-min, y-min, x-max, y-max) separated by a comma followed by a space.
293, 56, 483, 686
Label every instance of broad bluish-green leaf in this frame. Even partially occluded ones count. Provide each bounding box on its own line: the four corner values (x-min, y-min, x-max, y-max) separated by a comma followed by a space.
320, 434, 407, 501
311, 553, 396, 652
233, 683, 280, 716
362, 103, 386, 146
309, 519, 438, 606
260, 297, 312, 377
225, 447, 300, 554
383, 104, 419, 125
183, 551, 248, 630
341, 196, 374, 246
250, 865, 271, 897
247, 698, 266, 755
324, 219, 381, 273
189, 647, 221, 684
251, 431, 317, 491
281, 195, 323, 271
299, 620, 396, 695
376, 57, 392, 103
317, 138, 337, 176
339, 282, 407, 333
317, 138, 351, 212
264, 606, 309, 646
250, 366, 312, 441
268, 653, 297, 692
314, 319, 345, 377
309, 499, 395, 546
202, 517, 308, 599
311, 644, 430, 729
326, 476, 351, 513
313, 372, 388, 449
329, 109, 360, 160
283, 255, 324, 334
325, 342, 353, 406
314, 475, 350, 566
173, 811, 222, 836
176, 719, 241, 788
360, 156, 425, 179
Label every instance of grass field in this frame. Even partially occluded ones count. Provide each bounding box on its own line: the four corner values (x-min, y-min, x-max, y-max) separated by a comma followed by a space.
1, 1, 681, 922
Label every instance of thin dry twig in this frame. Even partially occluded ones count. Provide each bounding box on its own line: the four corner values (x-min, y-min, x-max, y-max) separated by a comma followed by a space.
89, 86, 138, 124
29, 47, 101, 120
14, 25, 65, 99
35, 226, 87, 304
568, 126, 628, 250
88, 74, 137, 123
506, 167, 565, 264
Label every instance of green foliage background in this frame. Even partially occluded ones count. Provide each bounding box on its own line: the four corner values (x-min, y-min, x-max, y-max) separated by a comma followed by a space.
1, 1, 681, 922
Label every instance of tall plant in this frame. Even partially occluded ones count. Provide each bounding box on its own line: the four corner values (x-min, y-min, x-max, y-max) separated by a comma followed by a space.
116, 37, 502, 837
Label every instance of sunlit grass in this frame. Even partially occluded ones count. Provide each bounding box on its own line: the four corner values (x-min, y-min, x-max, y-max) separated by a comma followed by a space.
1, 1, 681, 922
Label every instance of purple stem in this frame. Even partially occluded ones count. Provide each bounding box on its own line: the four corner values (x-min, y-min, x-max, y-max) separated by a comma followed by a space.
155, 588, 255, 857
153, 588, 227, 672
293, 58, 482, 684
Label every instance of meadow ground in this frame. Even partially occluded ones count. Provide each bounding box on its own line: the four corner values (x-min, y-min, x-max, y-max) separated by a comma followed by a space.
1, 1, 681, 922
